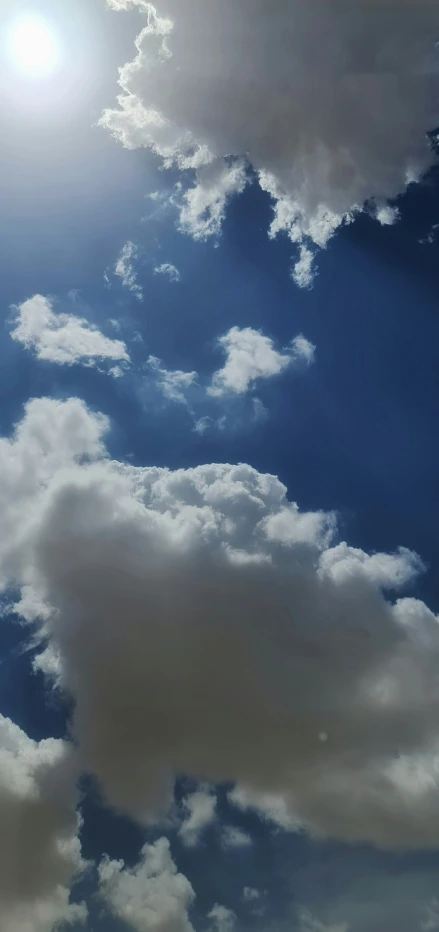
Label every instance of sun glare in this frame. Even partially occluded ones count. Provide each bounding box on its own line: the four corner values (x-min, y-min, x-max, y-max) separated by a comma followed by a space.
8, 17, 61, 78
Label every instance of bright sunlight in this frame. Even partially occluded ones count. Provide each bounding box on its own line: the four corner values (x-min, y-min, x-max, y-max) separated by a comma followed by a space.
7, 17, 61, 78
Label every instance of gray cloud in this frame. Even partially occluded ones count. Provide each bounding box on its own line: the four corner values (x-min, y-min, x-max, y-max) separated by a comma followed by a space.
2, 398, 439, 849
0, 715, 85, 932
102, 0, 439, 279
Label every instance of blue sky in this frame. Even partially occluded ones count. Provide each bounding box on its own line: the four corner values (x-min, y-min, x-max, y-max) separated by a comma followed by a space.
1, 2, 439, 932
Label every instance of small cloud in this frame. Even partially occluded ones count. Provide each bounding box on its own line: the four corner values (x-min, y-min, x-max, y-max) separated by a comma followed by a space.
243, 888, 260, 903
221, 826, 252, 849
179, 158, 248, 241
419, 222, 439, 245
115, 241, 143, 301
374, 200, 400, 226
10, 294, 130, 368
179, 787, 217, 847
208, 905, 236, 932
291, 244, 316, 289
154, 262, 181, 283
290, 334, 316, 365
193, 416, 213, 435
252, 397, 269, 423
209, 326, 315, 396
148, 355, 197, 405
99, 837, 195, 932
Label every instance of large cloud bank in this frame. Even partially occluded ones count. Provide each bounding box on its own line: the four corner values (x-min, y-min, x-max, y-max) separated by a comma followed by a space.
102, 0, 439, 276
3, 397, 439, 849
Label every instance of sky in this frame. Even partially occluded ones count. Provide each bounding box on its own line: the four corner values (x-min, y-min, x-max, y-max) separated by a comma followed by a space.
1, 1, 439, 931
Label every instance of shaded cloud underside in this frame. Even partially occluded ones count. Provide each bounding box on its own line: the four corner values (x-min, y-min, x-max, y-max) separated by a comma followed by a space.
102, 0, 439, 281
0, 397, 438, 853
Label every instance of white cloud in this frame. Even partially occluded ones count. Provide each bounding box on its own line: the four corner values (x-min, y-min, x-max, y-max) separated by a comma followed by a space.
228, 787, 300, 832
115, 241, 143, 300
148, 355, 198, 404
0, 715, 85, 932
4, 398, 439, 848
178, 159, 248, 241
209, 327, 315, 396
178, 787, 217, 847
208, 905, 236, 932
99, 837, 195, 932
102, 0, 439, 278
221, 826, 252, 849
10, 295, 130, 368
291, 335, 316, 365
291, 245, 316, 289
154, 263, 181, 283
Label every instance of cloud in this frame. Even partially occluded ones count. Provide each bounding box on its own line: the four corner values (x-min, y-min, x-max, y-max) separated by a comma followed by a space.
0, 714, 85, 932
209, 327, 315, 396
10, 295, 130, 368
178, 158, 248, 241
101, 0, 439, 279
178, 787, 217, 847
291, 246, 316, 289
99, 837, 195, 932
221, 826, 252, 849
115, 241, 143, 300
148, 355, 198, 403
208, 905, 236, 932
228, 786, 300, 832
242, 888, 261, 904
154, 263, 181, 283
294, 859, 439, 932
4, 398, 439, 848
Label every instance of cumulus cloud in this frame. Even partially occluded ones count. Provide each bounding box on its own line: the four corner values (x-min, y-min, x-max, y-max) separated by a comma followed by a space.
154, 263, 181, 283
115, 241, 143, 300
0, 715, 85, 932
99, 837, 195, 932
4, 398, 439, 848
101, 0, 439, 279
178, 787, 217, 847
209, 327, 315, 396
10, 295, 129, 368
148, 355, 198, 403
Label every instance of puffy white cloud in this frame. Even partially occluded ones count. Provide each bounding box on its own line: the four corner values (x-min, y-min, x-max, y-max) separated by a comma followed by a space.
101, 0, 439, 277
221, 826, 252, 849
10, 295, 129, 368
148, 355, 198, 404
99, 837, 195, 932
4, 398, 439, 848
0, 715, 85, 932
115, 241, 143, 300
178, 787, 217, 847
154, 263, 181, 283
209, 327, 315, 396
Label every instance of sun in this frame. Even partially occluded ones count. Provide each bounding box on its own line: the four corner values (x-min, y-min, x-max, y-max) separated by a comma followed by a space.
7, 17, 61, 78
